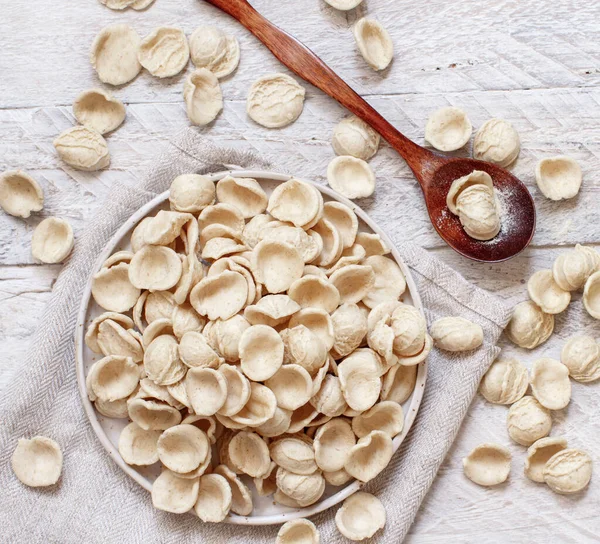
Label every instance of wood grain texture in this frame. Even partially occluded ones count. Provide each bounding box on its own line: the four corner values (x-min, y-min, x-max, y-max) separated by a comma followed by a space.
1, 0, 599, 541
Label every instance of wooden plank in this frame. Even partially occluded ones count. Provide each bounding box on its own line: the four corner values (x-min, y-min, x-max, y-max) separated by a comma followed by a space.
1, 0, 600, 108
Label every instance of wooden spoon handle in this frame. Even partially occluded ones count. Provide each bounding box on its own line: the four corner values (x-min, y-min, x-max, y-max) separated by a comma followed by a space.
204, 0, 439, 180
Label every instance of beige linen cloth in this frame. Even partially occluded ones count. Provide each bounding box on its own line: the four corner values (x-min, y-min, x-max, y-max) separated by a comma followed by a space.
0, 129, 512, 543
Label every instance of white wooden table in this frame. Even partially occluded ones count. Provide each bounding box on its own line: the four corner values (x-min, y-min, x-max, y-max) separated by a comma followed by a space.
1, 0, 599, 541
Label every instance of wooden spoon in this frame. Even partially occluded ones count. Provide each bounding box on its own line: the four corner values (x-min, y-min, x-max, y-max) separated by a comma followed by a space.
203, 0, 536, 262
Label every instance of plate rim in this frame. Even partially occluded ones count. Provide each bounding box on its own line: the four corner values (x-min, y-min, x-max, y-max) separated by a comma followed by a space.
75, 169, 428, 526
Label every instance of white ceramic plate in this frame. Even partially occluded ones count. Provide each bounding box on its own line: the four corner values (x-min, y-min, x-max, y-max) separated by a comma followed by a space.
75, 170, 428, 525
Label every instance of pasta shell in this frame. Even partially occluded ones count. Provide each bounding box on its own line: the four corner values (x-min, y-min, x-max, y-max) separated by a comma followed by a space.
267, 178, 322, 229
183, 68, 223, 126
327, 156, 376, 199
217, 364, 251, 417
276, 468, 325, 507
89, 355, 140, 402
311, 218, 344, 267
543, 449, 592, 494
118, 422, 161, 466
228, 431, 271, 478
352, 401, 404, 438
169, 174, 215, 213
172, 303, 206, 340
53, 126, 110, 171
266, 364, 313, 411
505, 300, 554, 349
214, 464, 253, 516
310, 375, 347, 417
92, 262, 140, 312
462, 443, 511, 487
331, 303, 368, 358
259, 224, 322, 264
276, 519, 319, 544
181, 414, 219, 445
185, 367, 228, 416
190, 270, 248, 320
141, 317, 174, 349
324, 468, 352, 487
524, 437, 568, 483
144, 334, 186, 385
239, 325, 284, 381
325, 244, 367, 276
530, 358, 571, 410
506, 396, 551, 446
30, 217, 73, 264
255, 406, 293, 438
73, 88, 125, 135
344, 430, 393, 483
335, 492, 386, 541
479, 358, 528, 405
127, 398, 182, 431
561, 335, 600, 383
303, 265, 328, 279
0, 170, 43, 218
425, 106, 472, 152
199, 203, 245, 235
244, 294, 301, 327
270, 437, 317, 475
355, 232, 390, 257
289, 308, 335, 351
201, 237, 247, 260
90, 24, 141, 85
552, 244, 600, 292
353, 18, 394, 71
138, 378, 184, 409
314, 418, 355, 473
229, 382, 277, 427
332, 115, 379, 161
152, 469, 199, 514
138, 27, 189, 78
446, 170, 494, 215
338, 350, 382, 411
10, 436, 62, 488
281, 325, 328, 375
362, 256, 406, 309
251, 240, 304, 294
128, 245, 182, 291
102, 251, 134, 269
204, 314, 250, 362
287, 403, 320, 434
85, 311, 134, 354
247, 74, 306, 129
254, 461, 278, 496
216, 176, 268, 218
288, 276, 340, 313
157, 424, 210, 474
583, 270, 600, 320
535, 156, 582, 201
329, 264, 374, 304
189, 26, 240, 78
194, 474, 232, 522
430, 316, 484, 352
473, 118, 520, 168
96, 319, 143, 362
527, 269, 571, 314
323, 201, 358, 249
242, 214, 276, 249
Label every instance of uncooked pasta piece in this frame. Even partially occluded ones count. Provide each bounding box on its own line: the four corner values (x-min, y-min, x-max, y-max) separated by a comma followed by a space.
194, 473, 232, 521
251, 240, 304, 294
324, 0, 363, 9
561, 335, 600, 382
353, 18, 394, 71
327, 156, 376, 199
239, 324, 284, 381
332, 116, 380, 161
54, 126, 110, 171
505, 300, 553, 349
131, 0, 155, 8
553, 244, 600, 291
138, 27, 189, 78
189, 26, 240, 79
473, 118, 520, 167
530, 358, 571, 410
536, 156, 582, 200
527, 269, 570, 314
216, 176, 267, 218
455, 184, 501, 241
270, 437, 317, 476
479, 358, 528, 405
247, 74, 306, 128
169, 174, 215, 213
524, 437, 567, 483
157, 424, 210, 474
90, 24, 142, 85
183, 68, 223, 126
506, 396, 551, 446
276, 467, 325, 507
267, 178, 322, 229
430, 316, 483, 352
92, 262, 140, 313
0, 170, 44, 218
462, 443, 511, 486
266, 364, 313, 412
11, 436, 62, 487
185, 367, 228, 416
335, 492, 386, 541
446, 170, 493, 215
99, 0, 135, 10
73, 89, 126, 135
151, 469, 199, 514
425, 107, 472, 152
543, 449, 592, 494
118, 422, 161, 466
276, 518, 320, 544
583, 271, 600, 319
31, 217, 74, 264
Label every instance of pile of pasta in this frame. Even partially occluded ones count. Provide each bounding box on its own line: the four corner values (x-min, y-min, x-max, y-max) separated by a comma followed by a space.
84, 174, 430, 521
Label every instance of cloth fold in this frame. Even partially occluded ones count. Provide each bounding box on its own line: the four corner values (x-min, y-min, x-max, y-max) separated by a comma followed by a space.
0, 129, 512, 543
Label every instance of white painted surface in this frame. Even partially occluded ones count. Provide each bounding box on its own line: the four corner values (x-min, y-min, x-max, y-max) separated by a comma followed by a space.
0, 0, 598, 541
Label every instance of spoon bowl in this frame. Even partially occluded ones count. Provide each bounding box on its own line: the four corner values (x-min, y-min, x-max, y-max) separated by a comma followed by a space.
203, 0, 536, 262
